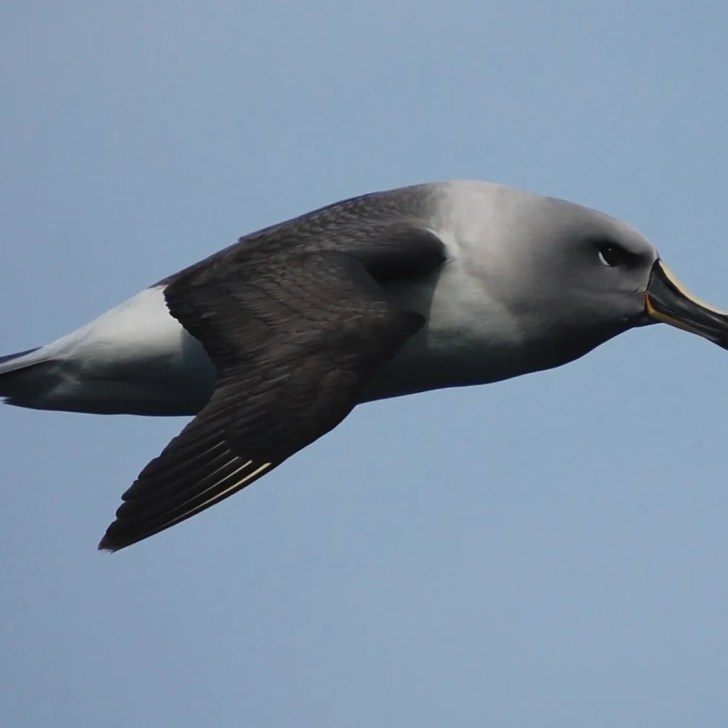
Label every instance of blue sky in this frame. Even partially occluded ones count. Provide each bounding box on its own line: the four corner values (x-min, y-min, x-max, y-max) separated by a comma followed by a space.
2, 2, 728, 726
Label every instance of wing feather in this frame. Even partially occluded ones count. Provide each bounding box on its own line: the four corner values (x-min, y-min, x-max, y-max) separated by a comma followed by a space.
99, 218, 445, 551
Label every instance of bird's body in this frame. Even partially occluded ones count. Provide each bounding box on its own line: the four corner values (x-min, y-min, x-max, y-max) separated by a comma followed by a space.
3, 180, 727, 551
0, 182, 650, 413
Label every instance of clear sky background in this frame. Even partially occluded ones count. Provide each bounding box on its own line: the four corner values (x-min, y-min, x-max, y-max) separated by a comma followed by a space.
2, 2, 728, 726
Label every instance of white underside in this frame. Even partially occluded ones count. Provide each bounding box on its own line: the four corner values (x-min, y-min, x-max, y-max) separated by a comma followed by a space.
5, 286, 216, 414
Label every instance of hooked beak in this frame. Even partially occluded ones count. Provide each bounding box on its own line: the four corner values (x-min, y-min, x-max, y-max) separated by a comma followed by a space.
645, 260, 728, 350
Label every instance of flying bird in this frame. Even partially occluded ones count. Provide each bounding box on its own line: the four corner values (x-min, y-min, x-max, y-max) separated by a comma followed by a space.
2, 181, 727, 551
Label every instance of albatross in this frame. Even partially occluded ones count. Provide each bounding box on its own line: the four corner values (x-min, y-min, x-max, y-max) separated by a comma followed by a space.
2, 180, 727, 551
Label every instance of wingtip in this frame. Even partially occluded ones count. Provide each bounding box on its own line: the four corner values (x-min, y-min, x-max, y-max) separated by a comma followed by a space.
97, 534, 121, 553
97, 522, 135, 553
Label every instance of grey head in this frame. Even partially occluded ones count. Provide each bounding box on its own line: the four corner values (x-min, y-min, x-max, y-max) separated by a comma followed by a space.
496, 193, 660, 372
429, 183, 728, 380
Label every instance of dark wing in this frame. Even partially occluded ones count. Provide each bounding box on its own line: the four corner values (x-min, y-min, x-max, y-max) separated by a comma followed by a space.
99, 228, 445, 551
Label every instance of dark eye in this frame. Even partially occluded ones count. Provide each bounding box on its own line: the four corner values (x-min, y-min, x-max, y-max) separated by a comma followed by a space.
596, 242, 629, 267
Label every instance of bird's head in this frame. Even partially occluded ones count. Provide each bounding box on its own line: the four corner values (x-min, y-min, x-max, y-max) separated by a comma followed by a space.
497, 193, 728, 368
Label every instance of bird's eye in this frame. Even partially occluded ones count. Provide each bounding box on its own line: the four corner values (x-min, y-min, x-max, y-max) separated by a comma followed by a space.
596, 242, 629, 267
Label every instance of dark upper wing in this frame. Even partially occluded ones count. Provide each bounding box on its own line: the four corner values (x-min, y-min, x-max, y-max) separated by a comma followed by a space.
99, 224, 445, 551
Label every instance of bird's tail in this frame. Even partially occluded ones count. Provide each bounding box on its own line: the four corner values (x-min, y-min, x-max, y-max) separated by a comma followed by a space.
0, 348, 58, 409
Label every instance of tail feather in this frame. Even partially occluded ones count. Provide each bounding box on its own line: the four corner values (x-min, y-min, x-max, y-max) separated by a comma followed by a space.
0, 348, 59, 408
0, 348, 41, 371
